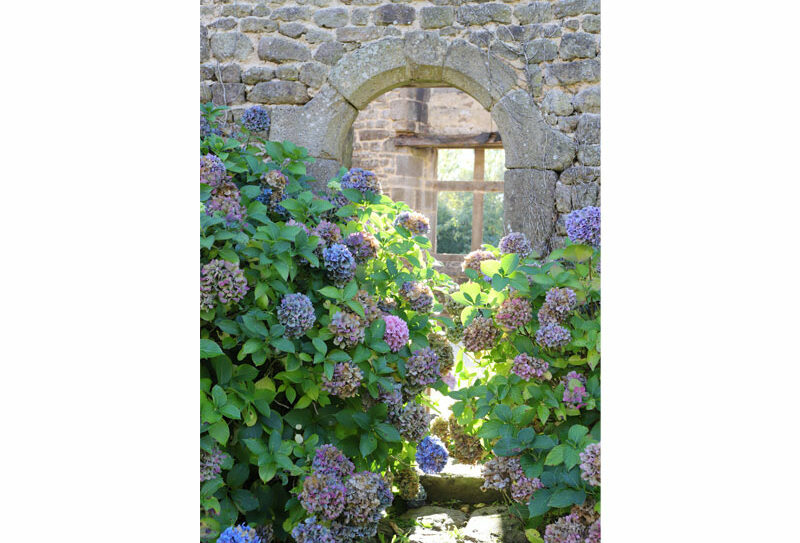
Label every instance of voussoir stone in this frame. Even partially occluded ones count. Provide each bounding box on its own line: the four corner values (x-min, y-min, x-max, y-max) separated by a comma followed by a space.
457, 3, 513, 26
559, 31, 597, 59
210, 32, 253, 61
248, 80, 309, 104
420, 6, 454, 29
313, 7, 348, 28
491, 90, 576, 170
545, 58, 600, 85
328, 38, 409, 109
514, 2, 553, 24
442, 39, 516, 109
573, 85, 600, 113
405, 31, 447, 81
373, 4, 416, 26
258, 36, 311, 63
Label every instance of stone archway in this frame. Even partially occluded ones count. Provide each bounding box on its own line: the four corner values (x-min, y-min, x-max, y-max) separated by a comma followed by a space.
269, 34, 576, 253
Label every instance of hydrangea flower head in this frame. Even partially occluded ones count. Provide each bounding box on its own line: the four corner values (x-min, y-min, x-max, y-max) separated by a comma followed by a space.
206, 180, 247, 226
241, 105, 271, 132
395, 466, 420, 500
463, 316, 499, 353
291, 517, 335, 543
277, 293, 315, 338
481, 456, 542, 503
536, 322, 571, 349
217, 524, 261, 543
396, 402, 432, 442
562, 371, 588, 409
300, 472, 346, 520
341, 471, 386, 525
394, 211, 430, 236
399, 281, 434, 313
416, 436, 449, 474
355, 290, 381, 323
313, 220, 343, 249
565, 206, 600, 247
321, 361, 363, 398
586, 518, 601, 543
344, 231, 379, 263
405, 347, 440, 387
200, 116, 222, 139
427, 332, 454, 375
200, 153, 226, 186
462, 249, 497, 276
382, 315, 409, 352
544, 287, 578, 321
512, 353, 549, 380
328, 311, 365, 349
499, 231, 533, 258
544, 513, 585, 543
312, 444, 355, 479
200, 445, 228, 482
496, 296, 533, 330
341, 167, 381, 195
322, 243, 357, 287
200, 259, 248, 311
579, 442, 600, 487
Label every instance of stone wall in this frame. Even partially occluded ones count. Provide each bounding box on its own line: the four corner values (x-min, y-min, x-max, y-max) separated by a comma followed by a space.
200, 0, 601, 252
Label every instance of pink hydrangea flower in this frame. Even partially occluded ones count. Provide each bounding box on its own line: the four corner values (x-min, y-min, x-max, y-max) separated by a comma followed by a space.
383, 315, 409, 352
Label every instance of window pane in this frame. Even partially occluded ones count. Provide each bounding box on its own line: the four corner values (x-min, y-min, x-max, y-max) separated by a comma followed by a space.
483, 193, 504, 247
484, 149, 505, 181
437, 191, 473, 253
437, 149, 474, 181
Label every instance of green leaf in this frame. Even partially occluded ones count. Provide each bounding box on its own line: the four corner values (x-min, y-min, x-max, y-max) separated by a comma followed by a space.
359, 432, 377, 456
241, 315, 268, 338
312, 338, 327, 354
560, 244, 594, 263
271, 337, 295, 353
218, 248, 239, 264
480, 259, 501, 277
528, 489, 553, 517
375, 423, 402, 442
200, 339, 223, 359
208, 420, 230, 445
564, 447, 581, 470
211, 385, 227, 407
544, 444, 565, 466
353, 412, 371, 429
548, 489, 586, 508
317, 286, 341, 299
231, 489, 259, 512
568, 425, 589, 444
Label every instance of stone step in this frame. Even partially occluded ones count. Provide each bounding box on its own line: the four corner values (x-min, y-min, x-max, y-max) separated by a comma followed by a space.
418, 461, 502, 505
394, 505, 528, 543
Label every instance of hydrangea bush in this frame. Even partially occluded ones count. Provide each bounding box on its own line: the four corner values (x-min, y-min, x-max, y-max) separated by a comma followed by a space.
445, 222, 600, 532
200, 103, 457, 541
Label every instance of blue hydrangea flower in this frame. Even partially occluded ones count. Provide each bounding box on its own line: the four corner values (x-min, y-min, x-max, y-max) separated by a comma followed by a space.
277, 293, 316, 338
416, 436, 448, 474
322, 243, 357, 287
217, 524, 261, 543
536, 322, 571, 349
312, 444, 355, 479
405, 347, 440, 387
341, 167, 381, 195
565, 206, 600, 247
291, 517, 335, 543
201, 116, 222, 139
241, 105, 270, 132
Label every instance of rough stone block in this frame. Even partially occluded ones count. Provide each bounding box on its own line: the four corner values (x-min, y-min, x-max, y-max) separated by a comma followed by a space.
200, 25, 209, 62
351, 8, 370, 26
514, 2, 553, 24
299, 62, 328, 88
200, 63, 215, 81
305, 158, 343, 184
442, 39, 517, 109
582, 14, 601, 33
221, 4, 252, 18
314, 40, 346, 65
242, 66, 275, 85
270, 6, 310, 22
542, 89, 574, 116
545, 59, 600, 85
578, 144, 600, 166
208, 18, 237, 31
313, 7, 348, 28
573, 85, 600, 113
210, 32, 253, 61
420, 6, 455, 29
258, 36, 311, 63
556, 181, 572, 212
554, 0, 601, 19
404, 31, 447, 82
559, 165, 600, 185
571, 181, 599, 208
328, 38, 409, 109
462, 505, 527, 543
276, 64, 299, 81
491, 90, 576, 170
525, 38, 558, 63
279, 22, 307, 39
523, 23, 562, 39
563, 18, 581, 30
559, 31, 597, 59
399, 506, 468, 532
457, 3, 513, 26
211, 83, 246, 106
200, 82, 212, 103
505, 169, 559, 254
373, 4, 416, 26
576, 113, 600, 144
336, 26, 383, 43
305, 28, 334, 44
219, 63, 241, 83
253, 4, 271, 18
239, 17, 277, 33
248, 81, 309, 104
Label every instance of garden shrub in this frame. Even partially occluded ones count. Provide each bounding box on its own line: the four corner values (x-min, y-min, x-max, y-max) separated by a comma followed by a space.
445, 212, 601, 535
200, 103, 457, 541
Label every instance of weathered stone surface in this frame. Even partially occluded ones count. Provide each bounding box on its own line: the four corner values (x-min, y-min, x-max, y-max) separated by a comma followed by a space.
571, 181, 599, 208
200, 82, 212, 103
457, 3, 513, 25
221, 4, 252, 18
526, 63, 543, 96
573, 85, 600, 113
373, 4, 416, 26
314, 40, 346, 65
525, 38, 558, 63
253, 4, 270, 18
462, 505, 528, 543
305, 28, 334, 44
556, 181, 572, 212
582, 14, 601, 33
563, 18, 581, 30
210, 32, 253, 61
554, 0, 601, 19
279, 22, 306, 39
542, 89, 574, 116
269, 86, 357, 160
218, 63, 241, 83
576, 113, 600, 144
468, 30, 493, 49
420, 6, 454, 29
419, 473, 501, 504
276, 64, 299, 81
491, 90, 576, 170
557, 114, 580, 133
559, 165, 600, 185
200, 64, 214, 81
248, 81, 309, 104
505, 169, 559, 253
239, 17, 277, 33
514, 2, 553, 24
258, 36, 311, 63
578, 144, 600, 166
299, 62, 328, 88
208, 18, 237, 31
328, 38, 409, 109
560, 31, 597, 59
211, 82, 246, 105
399, 506, 469, 531
442, 39, 516, 109
545, 59, 600, 85
336, 26, 383, 43
405, 31, 447, 81
200, 25, 209, 62
242, 66, 275, 85
523, 23, 562, 39
270, 6, 310, 22
305, 158, 343, 184
314, 7, 348, 28
351, 8, 370, 26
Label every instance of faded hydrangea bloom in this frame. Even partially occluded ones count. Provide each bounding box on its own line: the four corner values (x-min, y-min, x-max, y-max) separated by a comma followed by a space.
496, 296, 533, 330
443, 285, 463, 316
445, 319, 464, 343
258, 169, 288, 214
499, 231, 532, 258
462, 249, 497, 276
430, 417, 450, 443
512, 353, 549, 380
323, 243, 357, 287
536, 322, 571, 349
277, 293, 315, 339
312, 444, 355, 479
416, 436, 448, 474
544, 513, 586, 543
313, 220, 343, 251
395, 466, 420, 500
565, 206, 600, 247
341, 471, 385, 525
441, 372, 456, 389
463, 316, 499, 353
562, 371, 588, 409
448, 415, 484, 465
377, 296, 397, 315
398, 281, 434, 313
481, 456, 542, 503
585, 518, 600, 543
217, 524, 261, 543
396, 402, 433, 442
321, 361, 363, 398
344, 231, 379, 263
329, 311, 365, 349
405, 347, 440, 387
319, 189, 352, 222
200, 153, 226, 186
241, 105, 270, 132
427, 332, 454, 375
382, 315, 409, 352
300, 472, 346, 520
341, 167, 382, 195
544, 287, 578, 321
200, 259, 248, 311
206, 180, 247, 226
291, 517, 335, 543
355, 290, 381, 323
579, 442, 600, 487
200, 445, 228, 482
394, 211, 430, 236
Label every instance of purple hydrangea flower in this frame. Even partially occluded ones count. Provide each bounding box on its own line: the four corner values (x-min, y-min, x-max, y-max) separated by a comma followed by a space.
312, 444, 354, 479
544, 287, 578, 321
200, 116, 222, 139
512, 353, 549, 380
416, 436, 449, 474
481, 456, 543, 503
396, 402, 432, 442
277, 293, 316, 338
463, 317, 499, 353
579, 442, 600, 487
322, 243, 357, 287
321, 361, 363, 398
441, 372, 456, 389
341, 167, 381, 195
300, 472, 346, 520
394, 211, 430, 236
565, 206, 600, 247
329, 311, 365, 349
200, 445, 228, 482
241, 105, 270, 132
383, 315, 409, 352
254, 525, 273, 543
405, 347, 440, 388
200, 153, 226, 186
585, 518, 600, 543
499, 232, 532, 258
544, 513, 585, 543
341, 471, 387, 525
536, 322, 571, 349
217, 524, 261, 543
496, 297, 533, 331
291, 517, 335, 543
200, 259, 248, 311
343, 231, 379, 263
206, 180, 247, 226
312, 220, 342, 250
398, 281, 434, 313
562, 371, 588, 409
